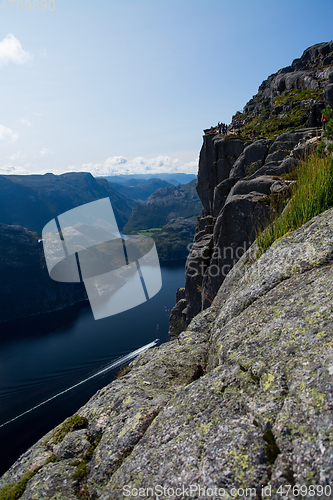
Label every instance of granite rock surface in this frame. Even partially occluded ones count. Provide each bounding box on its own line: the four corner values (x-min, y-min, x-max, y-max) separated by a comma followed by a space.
1, 207, 333, 499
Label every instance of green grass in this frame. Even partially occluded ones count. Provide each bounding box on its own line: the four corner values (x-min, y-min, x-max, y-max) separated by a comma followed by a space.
241, 105, 307, 138
273, 88, 323, 106
0, 468, 41, 500
234, 88, 324, 140
52, 415, 88, 444
256, 149, 333, 256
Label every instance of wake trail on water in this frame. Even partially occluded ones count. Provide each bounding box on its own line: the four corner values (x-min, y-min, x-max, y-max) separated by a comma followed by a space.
0, 339, 159, 429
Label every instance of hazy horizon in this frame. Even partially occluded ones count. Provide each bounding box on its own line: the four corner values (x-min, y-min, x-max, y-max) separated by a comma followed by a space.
1, 0, 332, 177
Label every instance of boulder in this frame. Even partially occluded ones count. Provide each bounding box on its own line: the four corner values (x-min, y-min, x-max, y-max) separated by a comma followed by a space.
201, 192, 270, 307
212, 177, 238, 216
168, 297, 187, 340
229, 140, 270, 179
196, 136, 244, 212
227, 176, 275, 198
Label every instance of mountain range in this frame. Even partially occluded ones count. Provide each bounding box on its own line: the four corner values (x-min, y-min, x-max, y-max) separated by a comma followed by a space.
0, 172, 137, 234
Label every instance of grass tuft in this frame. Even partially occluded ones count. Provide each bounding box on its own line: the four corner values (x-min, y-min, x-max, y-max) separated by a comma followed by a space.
52, 415, 88, 444
256, 149, 333, 256
0, 467, 42, 500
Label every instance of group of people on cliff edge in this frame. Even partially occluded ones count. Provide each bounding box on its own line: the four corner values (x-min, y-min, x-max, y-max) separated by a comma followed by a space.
204, 122, 228, 135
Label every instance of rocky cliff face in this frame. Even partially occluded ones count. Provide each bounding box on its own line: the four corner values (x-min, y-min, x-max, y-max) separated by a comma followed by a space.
1, 206, 333, 498
231, 40, 333, 135
169, 41, 333, 333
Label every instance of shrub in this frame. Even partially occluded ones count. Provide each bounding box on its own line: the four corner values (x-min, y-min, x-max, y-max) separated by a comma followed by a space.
256, 151, 333, 255
115, 365, 131, 379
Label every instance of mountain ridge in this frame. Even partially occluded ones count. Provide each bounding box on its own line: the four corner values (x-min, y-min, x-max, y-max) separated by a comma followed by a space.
0, 172, 137, 234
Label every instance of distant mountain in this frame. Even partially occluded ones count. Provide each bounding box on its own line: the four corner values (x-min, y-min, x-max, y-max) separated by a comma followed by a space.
0, 172, 137, 234
0, 224, 86, 323
123, 179, 201, 233
152, 218, 196, 261
102, 173, 196, 186
107, 178, 173, 202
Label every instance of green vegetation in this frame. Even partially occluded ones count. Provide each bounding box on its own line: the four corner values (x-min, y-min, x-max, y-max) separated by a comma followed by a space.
247, 162, 260, 177
137, 228, 162, 237
256, 149, 333, 256
71, 433, 102, 500
52, 414, 88, 444
273, 88, 323, 106
0, 467, 41, 500
241, 106, 307, 138
236, 88, 324, 139
73, 462, 88, 481
0, 453, 56, 500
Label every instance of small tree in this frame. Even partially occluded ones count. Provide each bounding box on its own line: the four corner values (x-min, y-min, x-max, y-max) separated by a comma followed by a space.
322, 105, 333, 140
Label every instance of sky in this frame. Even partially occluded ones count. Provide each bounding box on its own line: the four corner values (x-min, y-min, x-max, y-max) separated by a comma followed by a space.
0, 0, 333, 177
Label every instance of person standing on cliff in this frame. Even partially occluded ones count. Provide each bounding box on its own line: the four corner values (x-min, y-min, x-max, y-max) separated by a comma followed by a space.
321, 113, 328, 130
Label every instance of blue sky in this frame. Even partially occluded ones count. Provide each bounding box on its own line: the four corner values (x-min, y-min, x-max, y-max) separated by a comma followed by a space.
0, 0, 332, 176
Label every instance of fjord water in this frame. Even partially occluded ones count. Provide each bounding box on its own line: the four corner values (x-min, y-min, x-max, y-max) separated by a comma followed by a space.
0, 261, 185, 475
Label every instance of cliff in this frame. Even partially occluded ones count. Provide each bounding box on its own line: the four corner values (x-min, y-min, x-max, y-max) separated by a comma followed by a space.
169, 41, 333, 334
1, 206, 333, 498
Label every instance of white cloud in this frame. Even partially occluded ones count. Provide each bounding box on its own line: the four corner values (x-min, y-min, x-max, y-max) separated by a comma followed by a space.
0, 34, 32, 66
40, 148, 49, 157
20, 117, 33, 127
0, 155, 198, 177
0, 164, 32, 175
0, 124, 18, 143
79, 155, 198, 176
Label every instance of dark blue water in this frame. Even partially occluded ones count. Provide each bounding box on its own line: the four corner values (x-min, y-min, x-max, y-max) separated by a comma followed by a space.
0, 261, 185, 475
